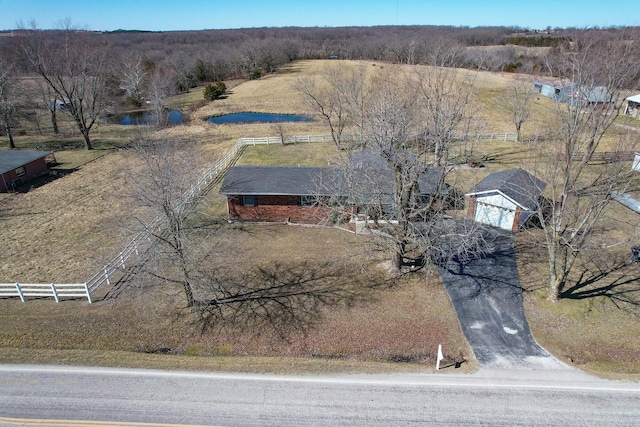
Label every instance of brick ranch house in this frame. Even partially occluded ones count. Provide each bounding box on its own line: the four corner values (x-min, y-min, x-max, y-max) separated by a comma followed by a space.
220, 149, 449, 226
0, 150, 56, 192
465, 168, 546, 232
220, 165, 336, 224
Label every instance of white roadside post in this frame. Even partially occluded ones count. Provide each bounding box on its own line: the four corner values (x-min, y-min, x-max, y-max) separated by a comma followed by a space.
436, 344, 444, 370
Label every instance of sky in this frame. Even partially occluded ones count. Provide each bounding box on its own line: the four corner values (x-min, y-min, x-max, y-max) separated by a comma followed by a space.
1, 0, 639, 32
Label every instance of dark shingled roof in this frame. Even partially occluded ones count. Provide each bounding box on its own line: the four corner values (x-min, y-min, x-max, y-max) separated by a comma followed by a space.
221, 149, 449, 202
348, 148, 447, 197
466, 168, 546, 209
219, 166, 336, 196
0, 150, 53, 175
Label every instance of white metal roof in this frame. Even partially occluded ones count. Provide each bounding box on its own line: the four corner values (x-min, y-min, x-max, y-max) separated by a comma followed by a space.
625, 94, 640, 103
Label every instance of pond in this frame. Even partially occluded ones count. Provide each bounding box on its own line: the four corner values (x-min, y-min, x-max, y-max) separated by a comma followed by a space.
111, 110, 185, 126
206, 112, 312, 125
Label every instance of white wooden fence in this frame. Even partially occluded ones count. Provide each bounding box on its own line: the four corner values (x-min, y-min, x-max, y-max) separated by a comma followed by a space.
239, 134, 335, 145
1, 131, 516, 303
79, 139, 249, 301
0, 283, 92, 303
238, 132, 517, 146
1, 138, 247, 303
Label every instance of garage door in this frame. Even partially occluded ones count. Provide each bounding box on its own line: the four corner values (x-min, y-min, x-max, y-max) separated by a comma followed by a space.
474, 202, 515, 230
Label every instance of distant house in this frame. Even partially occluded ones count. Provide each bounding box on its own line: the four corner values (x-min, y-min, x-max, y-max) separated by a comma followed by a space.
567, 86, 615, 110
624, 94, 640, 119
0, 150, 55, 192
533, 81, 576, 102
219, 149, 449, 225
534, 81, 616, 109
45, 99, 72, 112
465, 168, 546, 231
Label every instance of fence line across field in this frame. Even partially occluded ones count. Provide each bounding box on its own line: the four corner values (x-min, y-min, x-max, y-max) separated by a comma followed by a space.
238, 132, 518, 146
0, 131, 517, 303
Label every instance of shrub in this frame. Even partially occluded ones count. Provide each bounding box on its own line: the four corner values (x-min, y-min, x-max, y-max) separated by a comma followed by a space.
203, 82, 227, 101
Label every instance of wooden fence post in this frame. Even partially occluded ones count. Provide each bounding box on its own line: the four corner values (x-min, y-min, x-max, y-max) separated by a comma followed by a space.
50, 283, 59, 303
84, 283, 93, 304
15, 283, 25, 302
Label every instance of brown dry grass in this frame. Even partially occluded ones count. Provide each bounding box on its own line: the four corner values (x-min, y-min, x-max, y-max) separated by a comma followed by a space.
0, 224, 475, 374
516, 200, 640, 379
2, 59, 640, 377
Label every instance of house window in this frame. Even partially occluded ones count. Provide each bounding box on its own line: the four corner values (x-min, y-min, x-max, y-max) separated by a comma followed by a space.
299, 195, 317, 207
15, 166, 25, 177
240, 195, 257, 206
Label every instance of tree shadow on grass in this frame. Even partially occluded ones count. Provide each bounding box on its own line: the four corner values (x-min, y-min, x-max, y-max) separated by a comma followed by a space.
561, 261, 640, 315
195, 259, 395, 339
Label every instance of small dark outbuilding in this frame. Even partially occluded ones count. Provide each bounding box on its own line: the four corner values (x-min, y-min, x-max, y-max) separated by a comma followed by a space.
0, 150, 55, 192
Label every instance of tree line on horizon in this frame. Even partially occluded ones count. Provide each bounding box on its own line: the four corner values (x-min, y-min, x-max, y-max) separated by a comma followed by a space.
1, 23, 639, 150
2, 24, 634, 85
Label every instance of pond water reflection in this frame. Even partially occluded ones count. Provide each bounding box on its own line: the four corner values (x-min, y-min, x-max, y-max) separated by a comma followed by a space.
206, 112, 312, 124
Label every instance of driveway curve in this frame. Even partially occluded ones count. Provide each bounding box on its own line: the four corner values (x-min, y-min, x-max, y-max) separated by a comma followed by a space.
436, 225, 566, 369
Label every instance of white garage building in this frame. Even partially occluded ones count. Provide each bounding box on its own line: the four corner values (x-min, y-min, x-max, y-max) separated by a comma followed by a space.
466, 168, 546, 232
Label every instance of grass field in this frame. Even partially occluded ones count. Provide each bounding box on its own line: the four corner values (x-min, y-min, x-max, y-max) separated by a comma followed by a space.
1, 60, 639, 378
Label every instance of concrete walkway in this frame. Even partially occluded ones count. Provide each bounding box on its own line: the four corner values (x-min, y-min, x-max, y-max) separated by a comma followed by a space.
436, 227, 567, 369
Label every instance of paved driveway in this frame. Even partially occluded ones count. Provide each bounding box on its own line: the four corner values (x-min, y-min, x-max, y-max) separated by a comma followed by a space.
436, 226, 566, 369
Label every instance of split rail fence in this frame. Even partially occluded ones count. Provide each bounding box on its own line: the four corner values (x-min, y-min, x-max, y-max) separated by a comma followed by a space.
0, 131, 519, 303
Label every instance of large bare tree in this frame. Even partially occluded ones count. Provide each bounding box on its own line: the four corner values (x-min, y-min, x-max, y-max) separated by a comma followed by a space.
16, 20, 112, 150
121, 54, 149, 108
413, 66, 479, 165
146, 67, 176, 128
128, 135, 205, 307
0, 57, 17, 148
532, 28, 640, 302
127, 135, 369, 334
296, 61, 367, 151
305, 64, 483, 271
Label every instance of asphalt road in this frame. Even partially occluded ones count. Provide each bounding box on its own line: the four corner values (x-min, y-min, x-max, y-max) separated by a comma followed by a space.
437, 227, 563, 369
1, 365, 639, 426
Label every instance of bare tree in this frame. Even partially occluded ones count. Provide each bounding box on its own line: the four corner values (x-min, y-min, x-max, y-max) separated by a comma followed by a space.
296, 61, 367, 151
39, 83, 61, 135
309, 66, 480, 271
357, 69, 424, 269
146, 67, 175, 128
127, 136, 200, 306
126, 134, 366, 333
16, 20, 112, 150
504, 75, 534, 142
270, 120, 288, 144
413, 66, 479, 165
0, 57, 17, 148
532, 28, 640, 302
121, 54, 149, 108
